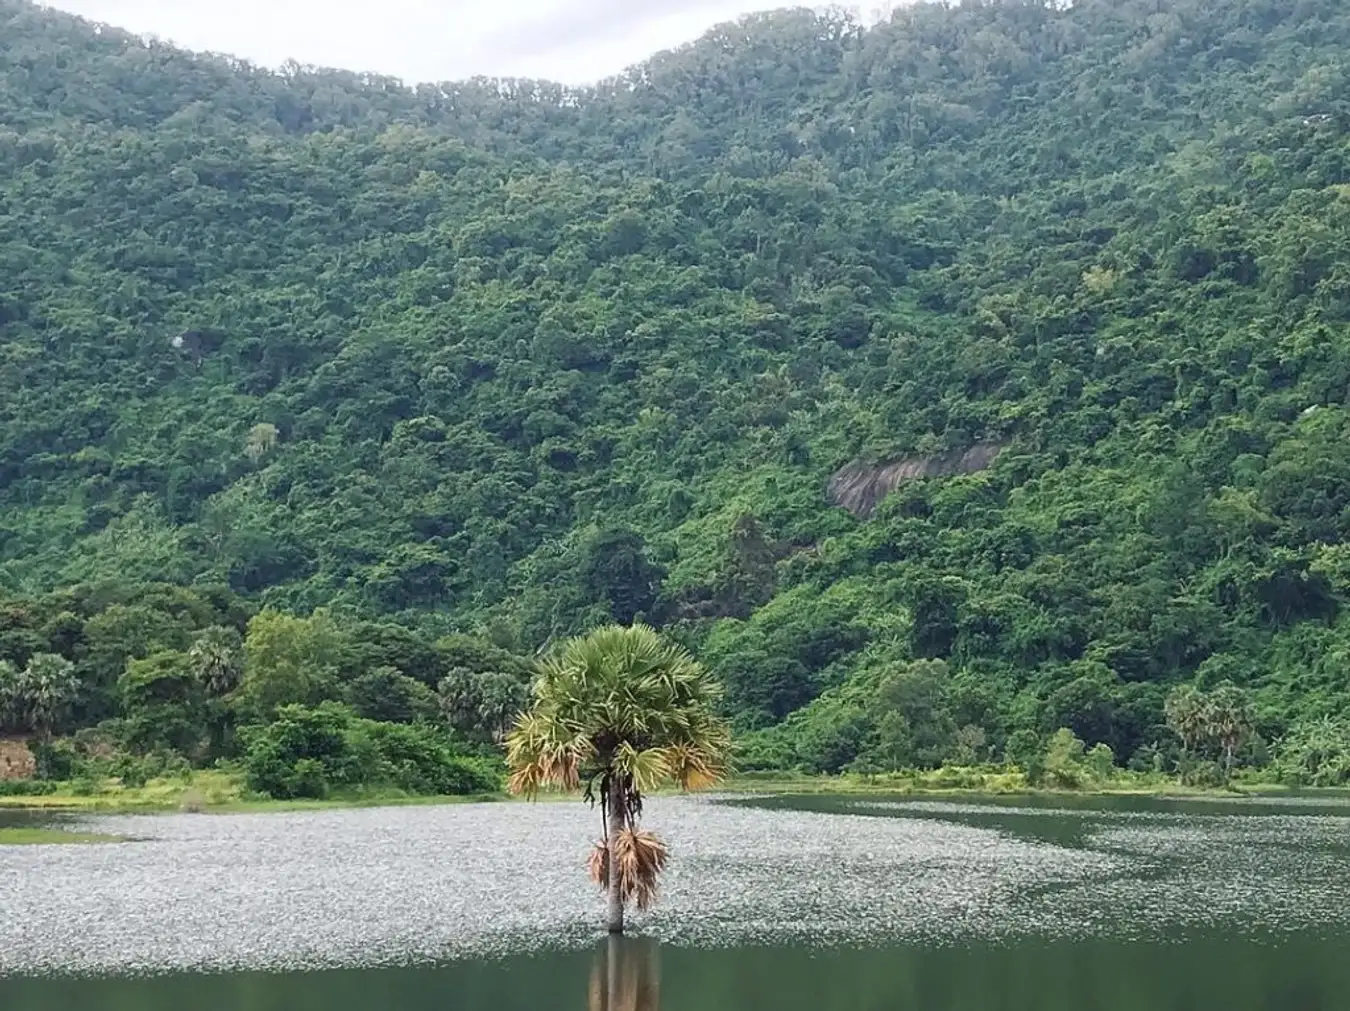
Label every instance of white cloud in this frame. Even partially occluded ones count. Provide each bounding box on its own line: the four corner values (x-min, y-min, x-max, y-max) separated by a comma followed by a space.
43, 0, 796, 85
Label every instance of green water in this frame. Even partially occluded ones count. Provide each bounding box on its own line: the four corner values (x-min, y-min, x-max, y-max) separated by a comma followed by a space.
4, 934, 1345, 1010
3, 793, 1348, 1009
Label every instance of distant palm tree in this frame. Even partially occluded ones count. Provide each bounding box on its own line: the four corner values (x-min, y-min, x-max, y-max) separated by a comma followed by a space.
1164, 684, 1207, 754
1165, 681, 1256, 782
1204, 683, 1255, 779
506, 624, 731, 934
188, 626, 244, 697
0, 654, 79, 741
0, 660, 18, 733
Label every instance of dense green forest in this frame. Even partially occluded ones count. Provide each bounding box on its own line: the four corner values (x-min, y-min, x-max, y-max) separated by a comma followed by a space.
2, 0, 1350, 794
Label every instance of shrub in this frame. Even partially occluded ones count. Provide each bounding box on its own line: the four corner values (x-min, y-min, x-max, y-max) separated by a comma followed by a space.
1273, 717, 1350, 787
241, 703, 500, 799
926, 765, 987, 789
0, 779, 56, 797
1086, 743, 1116, 780
1004, 729, 1043, 783
1042, 728, 1087, 789
1175, 756, 1226, 787
358, 720, 500, 795
113, 753, 149, 788
70, 776, 100, 796
31, 739, 80, 781
240, 703, 361, 800
110, 749, 192, 788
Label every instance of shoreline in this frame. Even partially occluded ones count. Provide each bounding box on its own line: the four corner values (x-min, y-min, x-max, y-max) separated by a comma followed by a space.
1, 768, 1334, 819
716, 773, 1304, 799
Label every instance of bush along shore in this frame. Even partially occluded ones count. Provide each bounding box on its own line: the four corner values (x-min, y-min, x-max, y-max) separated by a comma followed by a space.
0, 752, 1331, 820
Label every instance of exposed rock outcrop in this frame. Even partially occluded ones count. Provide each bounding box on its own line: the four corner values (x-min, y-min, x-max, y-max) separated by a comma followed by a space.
829, 443, 1003, 518
0, 737, 35, 781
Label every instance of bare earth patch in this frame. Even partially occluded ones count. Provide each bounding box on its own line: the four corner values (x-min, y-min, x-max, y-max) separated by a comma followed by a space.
0, 737, 36, 781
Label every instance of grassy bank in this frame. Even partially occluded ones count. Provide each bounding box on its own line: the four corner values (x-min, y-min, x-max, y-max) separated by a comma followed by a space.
720, 767, 1299, 798
0, 769, 244, 811
0, 770, 500, 814
0, 765, 1308, 817
0, 827, 125, 845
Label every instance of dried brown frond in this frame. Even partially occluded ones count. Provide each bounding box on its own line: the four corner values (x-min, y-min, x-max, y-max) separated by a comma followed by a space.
663, 743, 726, 792
586, 831, 670, 911
587, 840, 609, 889
507, 763, 541, 797
612, 829, 669, 912
540, 750, 581, 791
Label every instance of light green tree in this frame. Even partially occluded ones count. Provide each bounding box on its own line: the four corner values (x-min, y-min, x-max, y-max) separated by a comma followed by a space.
237, 611, 342, 718
244, 422, 279, 463
1042, 727, 1087, 788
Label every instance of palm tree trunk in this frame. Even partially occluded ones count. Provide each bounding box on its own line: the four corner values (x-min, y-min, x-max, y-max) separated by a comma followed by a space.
606, 784, 625, 934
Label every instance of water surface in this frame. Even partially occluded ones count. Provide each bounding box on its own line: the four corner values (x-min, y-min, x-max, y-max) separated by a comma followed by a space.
3, 792, 1347, 1008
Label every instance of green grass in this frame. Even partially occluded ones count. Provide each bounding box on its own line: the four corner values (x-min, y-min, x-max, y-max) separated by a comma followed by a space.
0, 769, 247, 812
0, 827, 124, 845
719, 767, 1302, 798
0, 765, 1317, 817
0, 769, 505, 814
206, 792, 501, 814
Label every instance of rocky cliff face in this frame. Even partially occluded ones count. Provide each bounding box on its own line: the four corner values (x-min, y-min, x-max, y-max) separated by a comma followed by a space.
0, 737, 35, 780
828, 443, 1003, 518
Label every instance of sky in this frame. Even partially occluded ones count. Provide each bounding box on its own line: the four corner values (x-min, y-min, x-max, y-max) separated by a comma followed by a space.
45, 0, 799, 85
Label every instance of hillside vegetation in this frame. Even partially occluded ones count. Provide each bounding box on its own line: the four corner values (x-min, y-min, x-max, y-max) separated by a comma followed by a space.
2, 0, 1350, 791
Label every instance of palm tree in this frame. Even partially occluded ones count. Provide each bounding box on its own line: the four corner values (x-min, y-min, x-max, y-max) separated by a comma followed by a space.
0, 654, 79, 741
1166, 681, 1255, 782
506, 624, 731, 934
0, 660, 18, 733
188, 626, 244, 697
1205, 682, 1255, 780
1164, 684, 1207, 754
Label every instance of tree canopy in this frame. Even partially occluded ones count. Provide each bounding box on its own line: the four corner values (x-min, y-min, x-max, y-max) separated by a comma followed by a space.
2, 0, 1350, 782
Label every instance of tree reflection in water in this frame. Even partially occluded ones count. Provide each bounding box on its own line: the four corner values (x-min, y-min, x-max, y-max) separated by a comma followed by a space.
590, 936, 661, 1011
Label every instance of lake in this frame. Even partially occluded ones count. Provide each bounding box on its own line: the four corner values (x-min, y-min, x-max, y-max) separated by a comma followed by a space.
3, 792, 1349, 1008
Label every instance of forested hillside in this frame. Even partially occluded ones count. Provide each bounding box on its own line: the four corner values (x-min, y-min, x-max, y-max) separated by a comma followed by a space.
3, 0, 1350, 789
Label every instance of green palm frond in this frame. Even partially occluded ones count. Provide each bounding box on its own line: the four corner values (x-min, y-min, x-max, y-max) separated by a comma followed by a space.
506, 623, 731, 797
614, 742, 670, 794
